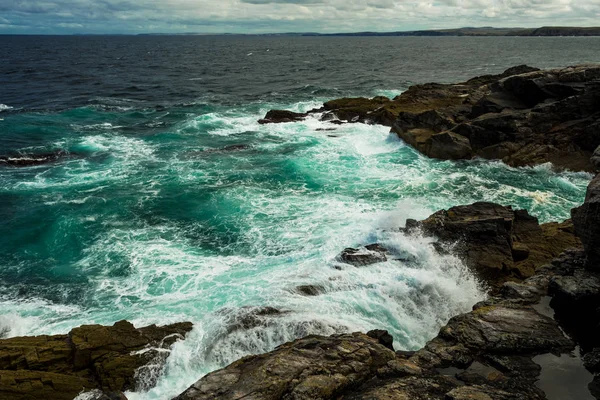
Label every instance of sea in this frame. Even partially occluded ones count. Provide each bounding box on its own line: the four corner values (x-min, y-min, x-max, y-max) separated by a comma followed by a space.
1, 35, 599, 399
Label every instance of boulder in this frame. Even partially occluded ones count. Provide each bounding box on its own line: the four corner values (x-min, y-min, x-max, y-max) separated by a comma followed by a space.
0, 321, 193, 400
572, 174, 600, 268
388, 65, 600, 172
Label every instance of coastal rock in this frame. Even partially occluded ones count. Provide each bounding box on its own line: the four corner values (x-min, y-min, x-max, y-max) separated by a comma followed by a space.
425, 131, 473, 160
337, 244, 388, 267
406, 202, 580, 287
390, 64, 600, 171
321, 97, 395, 125
572, 174, 600, 268
173, 332, 396, 400
0, 320, 193, 400
258, 110, 307, 124
257, 65, 599, 171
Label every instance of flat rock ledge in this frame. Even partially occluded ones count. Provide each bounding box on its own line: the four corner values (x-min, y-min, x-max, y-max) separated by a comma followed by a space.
259, 64, 600, 172
0, 320, 193, 400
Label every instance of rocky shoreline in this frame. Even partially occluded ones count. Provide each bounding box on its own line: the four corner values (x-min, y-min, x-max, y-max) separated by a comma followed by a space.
1, 65, 599, 399
260, 64, 600, 172
174, 175, 600, 400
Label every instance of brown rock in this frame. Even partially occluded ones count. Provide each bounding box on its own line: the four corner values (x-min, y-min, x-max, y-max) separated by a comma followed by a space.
0, 321, 193, 400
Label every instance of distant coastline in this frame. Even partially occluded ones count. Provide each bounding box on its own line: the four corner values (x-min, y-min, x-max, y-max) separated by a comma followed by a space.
136, 26, 600, 37
3, 26, 600, 37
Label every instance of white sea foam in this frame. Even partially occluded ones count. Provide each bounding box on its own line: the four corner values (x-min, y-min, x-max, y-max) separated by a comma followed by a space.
0, 104, 13, 112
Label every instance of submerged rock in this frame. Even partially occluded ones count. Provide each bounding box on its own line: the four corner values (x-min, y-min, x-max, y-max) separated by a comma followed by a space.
0, 320, 193, 400
0, 150, 76, 167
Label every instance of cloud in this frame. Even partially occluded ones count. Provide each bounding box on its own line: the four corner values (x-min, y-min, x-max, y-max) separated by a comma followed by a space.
0, 0, 598, 34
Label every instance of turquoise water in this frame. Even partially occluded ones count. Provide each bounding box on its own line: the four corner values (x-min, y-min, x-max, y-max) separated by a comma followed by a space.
0, 99, 592, 398
2, 35, 598, 399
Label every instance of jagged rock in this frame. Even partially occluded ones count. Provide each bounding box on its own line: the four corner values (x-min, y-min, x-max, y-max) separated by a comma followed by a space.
572, 174, 600, 268
173, 332, 396, 400
436, 303, 573, 354
258, 110, 307, 124
406, 202, 580, 287
0, 320, 193, 400
337, 244, 387, 267
220, 306, 290, 333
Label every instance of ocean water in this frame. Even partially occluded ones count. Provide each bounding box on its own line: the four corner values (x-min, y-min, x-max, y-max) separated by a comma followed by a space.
1, 35, 598, 399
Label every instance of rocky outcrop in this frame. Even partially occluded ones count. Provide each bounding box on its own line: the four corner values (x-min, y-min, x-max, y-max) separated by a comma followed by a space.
0, 320, 193, 400
392, 65, 600, 172
405, 202, 580, 288
259, 65, 600, 172
572, 174, 600, 268
258, 110, 307, 124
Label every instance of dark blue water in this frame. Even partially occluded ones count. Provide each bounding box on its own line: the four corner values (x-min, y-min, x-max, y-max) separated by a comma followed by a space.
0, 35, 598, 399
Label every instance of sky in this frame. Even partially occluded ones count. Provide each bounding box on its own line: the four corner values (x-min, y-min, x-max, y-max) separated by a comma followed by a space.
0, 0, 599, 34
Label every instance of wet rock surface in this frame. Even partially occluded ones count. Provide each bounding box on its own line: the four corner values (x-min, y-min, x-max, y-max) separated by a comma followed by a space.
257, 110, 308, 124
405, 202, 580, 288
0, 320, 193, 400
337, 244, 388, 267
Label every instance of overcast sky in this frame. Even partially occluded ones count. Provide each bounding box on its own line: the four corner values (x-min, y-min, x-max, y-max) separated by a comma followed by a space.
0, 0, 599, 34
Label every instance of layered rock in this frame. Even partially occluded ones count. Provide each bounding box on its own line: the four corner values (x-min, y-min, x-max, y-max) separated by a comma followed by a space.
0, 320, 193, 400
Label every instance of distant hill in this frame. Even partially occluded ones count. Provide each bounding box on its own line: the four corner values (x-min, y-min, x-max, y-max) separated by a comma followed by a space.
302, 26, 600, 37
510, 26, 600, 36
